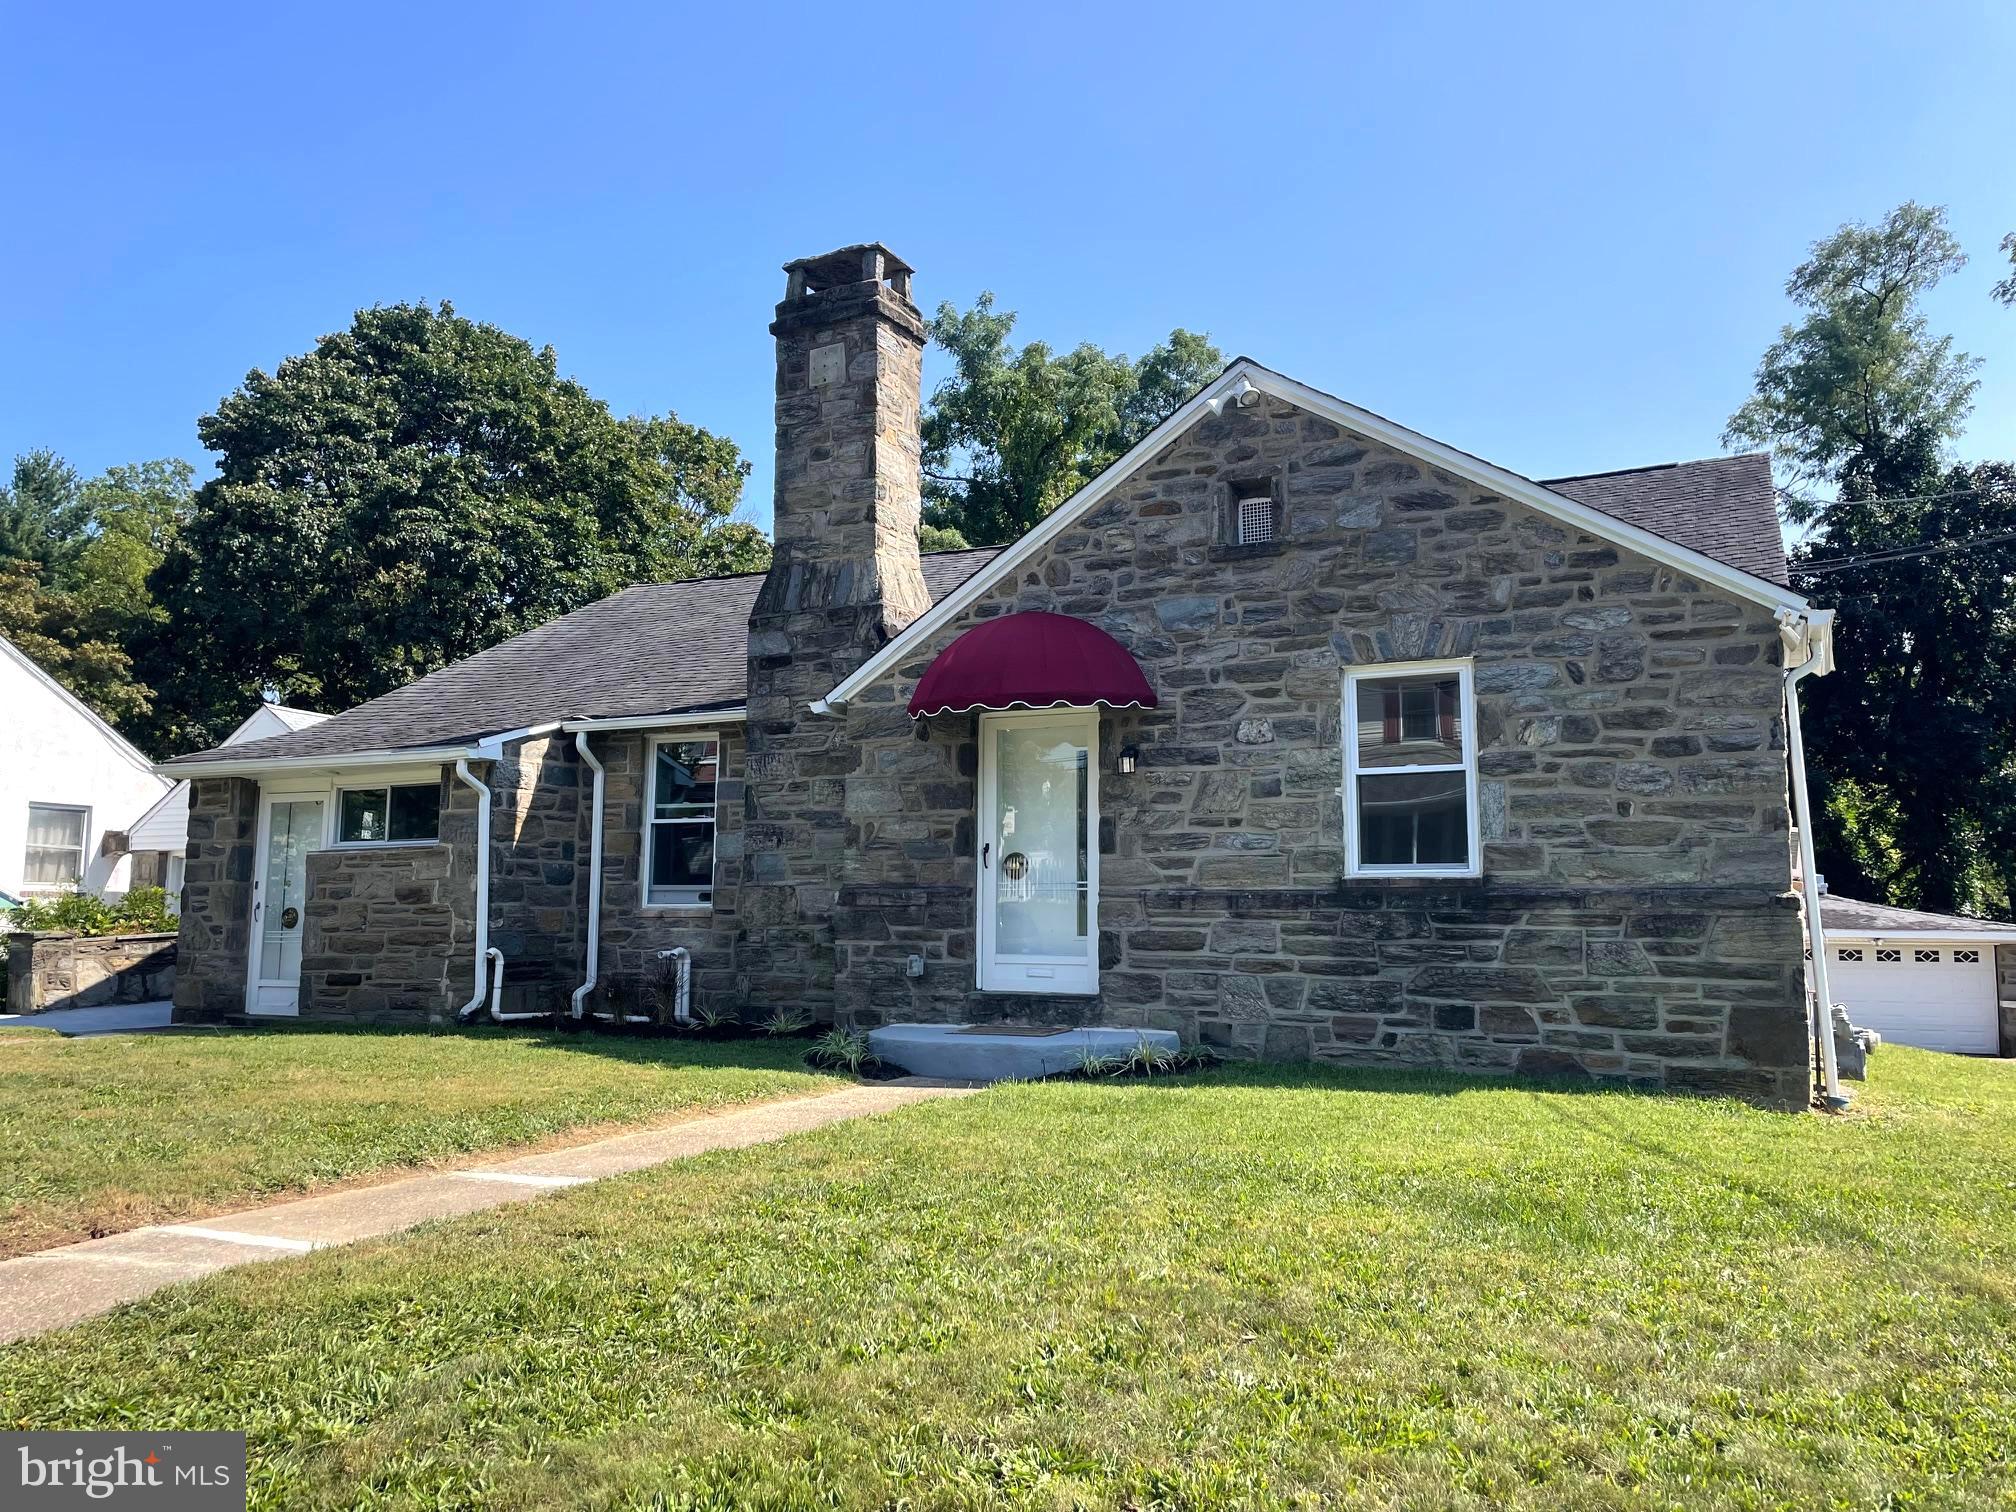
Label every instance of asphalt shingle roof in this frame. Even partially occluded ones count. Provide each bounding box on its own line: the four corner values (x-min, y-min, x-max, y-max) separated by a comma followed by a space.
166, 452, 1789, 768
1543, 452, 1787, 586
1820, 896, 2016, 937
167, 550, 1004, 766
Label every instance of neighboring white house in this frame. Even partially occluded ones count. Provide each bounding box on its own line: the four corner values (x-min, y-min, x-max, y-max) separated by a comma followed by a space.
1822, 895, 2016, 1057
0, 634, 169, 901
123, 703, 328, 901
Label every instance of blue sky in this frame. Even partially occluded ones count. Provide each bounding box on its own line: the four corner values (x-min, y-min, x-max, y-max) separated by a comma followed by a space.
5, 0, 2012, 538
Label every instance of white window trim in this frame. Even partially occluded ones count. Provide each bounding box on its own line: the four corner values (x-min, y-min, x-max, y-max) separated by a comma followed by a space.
22, 801, 91, 893
1341, 658, 1481, 880
643, 732, 719, 910
331, 779, 443, 849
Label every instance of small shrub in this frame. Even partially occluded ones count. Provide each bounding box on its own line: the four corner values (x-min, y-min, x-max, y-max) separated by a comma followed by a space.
806, 1028, 873, 1074
1075, 1047, 1123, 1078
8, 888, 175, 938
760, 1005, 816, 1037
1123, 1038, 1180, 1076
685, 1000, 737, 1033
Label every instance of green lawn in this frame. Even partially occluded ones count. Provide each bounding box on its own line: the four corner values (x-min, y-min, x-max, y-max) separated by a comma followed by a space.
5, 1047, 2016, 1509
0, 1023, 839, 1257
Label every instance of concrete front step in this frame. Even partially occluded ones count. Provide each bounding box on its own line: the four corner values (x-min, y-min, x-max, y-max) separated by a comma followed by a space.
869, 1023, 1181, 1081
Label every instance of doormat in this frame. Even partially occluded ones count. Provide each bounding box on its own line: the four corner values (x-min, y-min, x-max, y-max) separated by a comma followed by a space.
953, 1025, 1073, 1037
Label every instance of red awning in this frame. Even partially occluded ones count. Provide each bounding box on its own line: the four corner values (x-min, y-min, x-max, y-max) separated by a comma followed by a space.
907, 611, 1159, 717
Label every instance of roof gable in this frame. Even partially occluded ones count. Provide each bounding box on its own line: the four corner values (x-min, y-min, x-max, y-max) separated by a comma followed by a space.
818, 361, 1809, 711
0, 633, 161, 777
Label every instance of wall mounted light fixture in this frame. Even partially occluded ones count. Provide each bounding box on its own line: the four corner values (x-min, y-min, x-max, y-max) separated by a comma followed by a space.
1117, 745, 1139, 775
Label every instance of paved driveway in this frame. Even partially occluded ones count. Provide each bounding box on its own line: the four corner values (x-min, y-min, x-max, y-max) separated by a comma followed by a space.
0, 999, 175, 1035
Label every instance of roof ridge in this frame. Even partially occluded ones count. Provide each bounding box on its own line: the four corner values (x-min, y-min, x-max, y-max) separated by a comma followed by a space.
1542, 453, 1766, 486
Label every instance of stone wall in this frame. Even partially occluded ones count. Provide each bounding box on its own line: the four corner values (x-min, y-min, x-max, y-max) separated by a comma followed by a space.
6, 931, 176, 1014
171, 777, 259, 1023
489, 735, 583, 1015
825, 394, 1812, 1105
586, 728, 746, 1021
299, 837, 455, 1021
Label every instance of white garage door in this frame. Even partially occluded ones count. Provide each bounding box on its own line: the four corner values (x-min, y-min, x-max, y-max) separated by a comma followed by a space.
1828, 941, 2000, 1055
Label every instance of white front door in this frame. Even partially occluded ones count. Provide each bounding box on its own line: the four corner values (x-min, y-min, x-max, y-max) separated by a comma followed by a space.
247, 796, 324, 1016
977, 709, 1098, 995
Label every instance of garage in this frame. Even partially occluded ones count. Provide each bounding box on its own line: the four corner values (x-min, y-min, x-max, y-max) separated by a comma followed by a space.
1821, 896, 2015, 1056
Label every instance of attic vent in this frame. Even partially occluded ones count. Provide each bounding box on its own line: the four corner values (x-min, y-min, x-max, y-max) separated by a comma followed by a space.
1237, 494, 1276, 545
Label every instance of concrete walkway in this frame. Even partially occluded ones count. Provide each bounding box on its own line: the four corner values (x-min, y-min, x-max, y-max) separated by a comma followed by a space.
0, 999, 176, 1035
0, 1080, 975, 1345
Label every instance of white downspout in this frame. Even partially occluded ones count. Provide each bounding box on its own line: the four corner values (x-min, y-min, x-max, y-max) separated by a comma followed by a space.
1780, 609, 1845, 1107
570, 730, 606, 1021
453, 758, 494, 1021
454, 748, 549, 1023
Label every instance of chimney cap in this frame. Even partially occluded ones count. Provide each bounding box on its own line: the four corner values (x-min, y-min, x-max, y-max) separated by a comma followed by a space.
782, 243, 913, 300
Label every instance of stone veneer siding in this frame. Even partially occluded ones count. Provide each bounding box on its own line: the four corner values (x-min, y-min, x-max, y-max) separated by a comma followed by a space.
582, 728, 747, 1018
172, 777, 260, 1021
6, 931, 176, 1014
826, 395, 1813, 1106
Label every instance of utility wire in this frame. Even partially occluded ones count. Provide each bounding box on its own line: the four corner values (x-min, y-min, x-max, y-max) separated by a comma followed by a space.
1795, 528, 2016, 576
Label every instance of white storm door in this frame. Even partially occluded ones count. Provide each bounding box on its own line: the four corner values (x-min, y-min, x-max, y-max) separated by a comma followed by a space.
977, 709, 1098, 995
247, 796, 324, 1015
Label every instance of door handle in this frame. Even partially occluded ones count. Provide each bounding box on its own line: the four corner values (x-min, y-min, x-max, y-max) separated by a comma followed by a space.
982, 842, 990, 869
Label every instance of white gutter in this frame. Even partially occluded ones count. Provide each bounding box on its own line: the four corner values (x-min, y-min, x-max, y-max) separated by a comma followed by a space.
569, 730, 607, 1020
561, 708, 745, 734
157, 722, 568, 780
1780, 608, 1844, 1108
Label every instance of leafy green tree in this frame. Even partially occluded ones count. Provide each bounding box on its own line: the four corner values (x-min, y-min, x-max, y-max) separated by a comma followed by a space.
921, 294, 1222, 545
0, 559, 154, 733
1730, 203, 2015, 915
1794, 450, 2016, 915
1994, 232, 2016, 307
1725, 202, 1979, 498
145, 302, 758, 751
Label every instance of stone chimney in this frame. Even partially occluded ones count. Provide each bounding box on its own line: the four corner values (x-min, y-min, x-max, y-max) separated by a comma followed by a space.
740, 243, 930, 1017
750, 243, 931, 683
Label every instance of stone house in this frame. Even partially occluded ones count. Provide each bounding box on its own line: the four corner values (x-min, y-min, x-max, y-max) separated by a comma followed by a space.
162, 243, 1847, 1107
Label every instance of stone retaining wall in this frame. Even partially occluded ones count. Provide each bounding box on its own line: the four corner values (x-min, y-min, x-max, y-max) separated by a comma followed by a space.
6, 931, 177, 1014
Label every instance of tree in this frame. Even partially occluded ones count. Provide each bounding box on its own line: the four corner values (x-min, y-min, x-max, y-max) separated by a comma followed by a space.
145, 302, 757, 751
921, 294, 1223, 546
1729, 203, 2014, 915
1994, 231, 2016, 307
0, 560, 154, 732
1794, 454, 2016, 915
1725, 202, 1979, 499
0, 451, 87, 573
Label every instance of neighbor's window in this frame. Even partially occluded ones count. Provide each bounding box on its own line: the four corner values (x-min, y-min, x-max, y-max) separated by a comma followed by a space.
647, 736, 718, 906
1956, 949, 1981, 964
336, 782, 441, 844
1343, 661, 1478, 876
23, 803, 88, 888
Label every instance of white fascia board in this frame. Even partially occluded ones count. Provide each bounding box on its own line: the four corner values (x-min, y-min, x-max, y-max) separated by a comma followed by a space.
561, 708, 747, 734
156, 744, 479, 779
1825, 930, 2016, 944
816, 360, 1815, 712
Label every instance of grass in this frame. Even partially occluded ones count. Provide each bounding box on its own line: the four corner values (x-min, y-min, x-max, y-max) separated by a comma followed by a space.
0, 1023, 840, 1257
4, 1047, 2016, 1508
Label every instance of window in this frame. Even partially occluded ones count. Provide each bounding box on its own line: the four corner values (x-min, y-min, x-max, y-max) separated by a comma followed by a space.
1836, 948, 1863, 963
1236, 494, 1276, 545
1914, 948, 1940, 964
336, 782, 440, 845
647, 736, 718, 906
1956, 949, 1981, 964
23, 803, 88, 889
1875, 948, 1902, 964
1343, 661, 1478, 876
